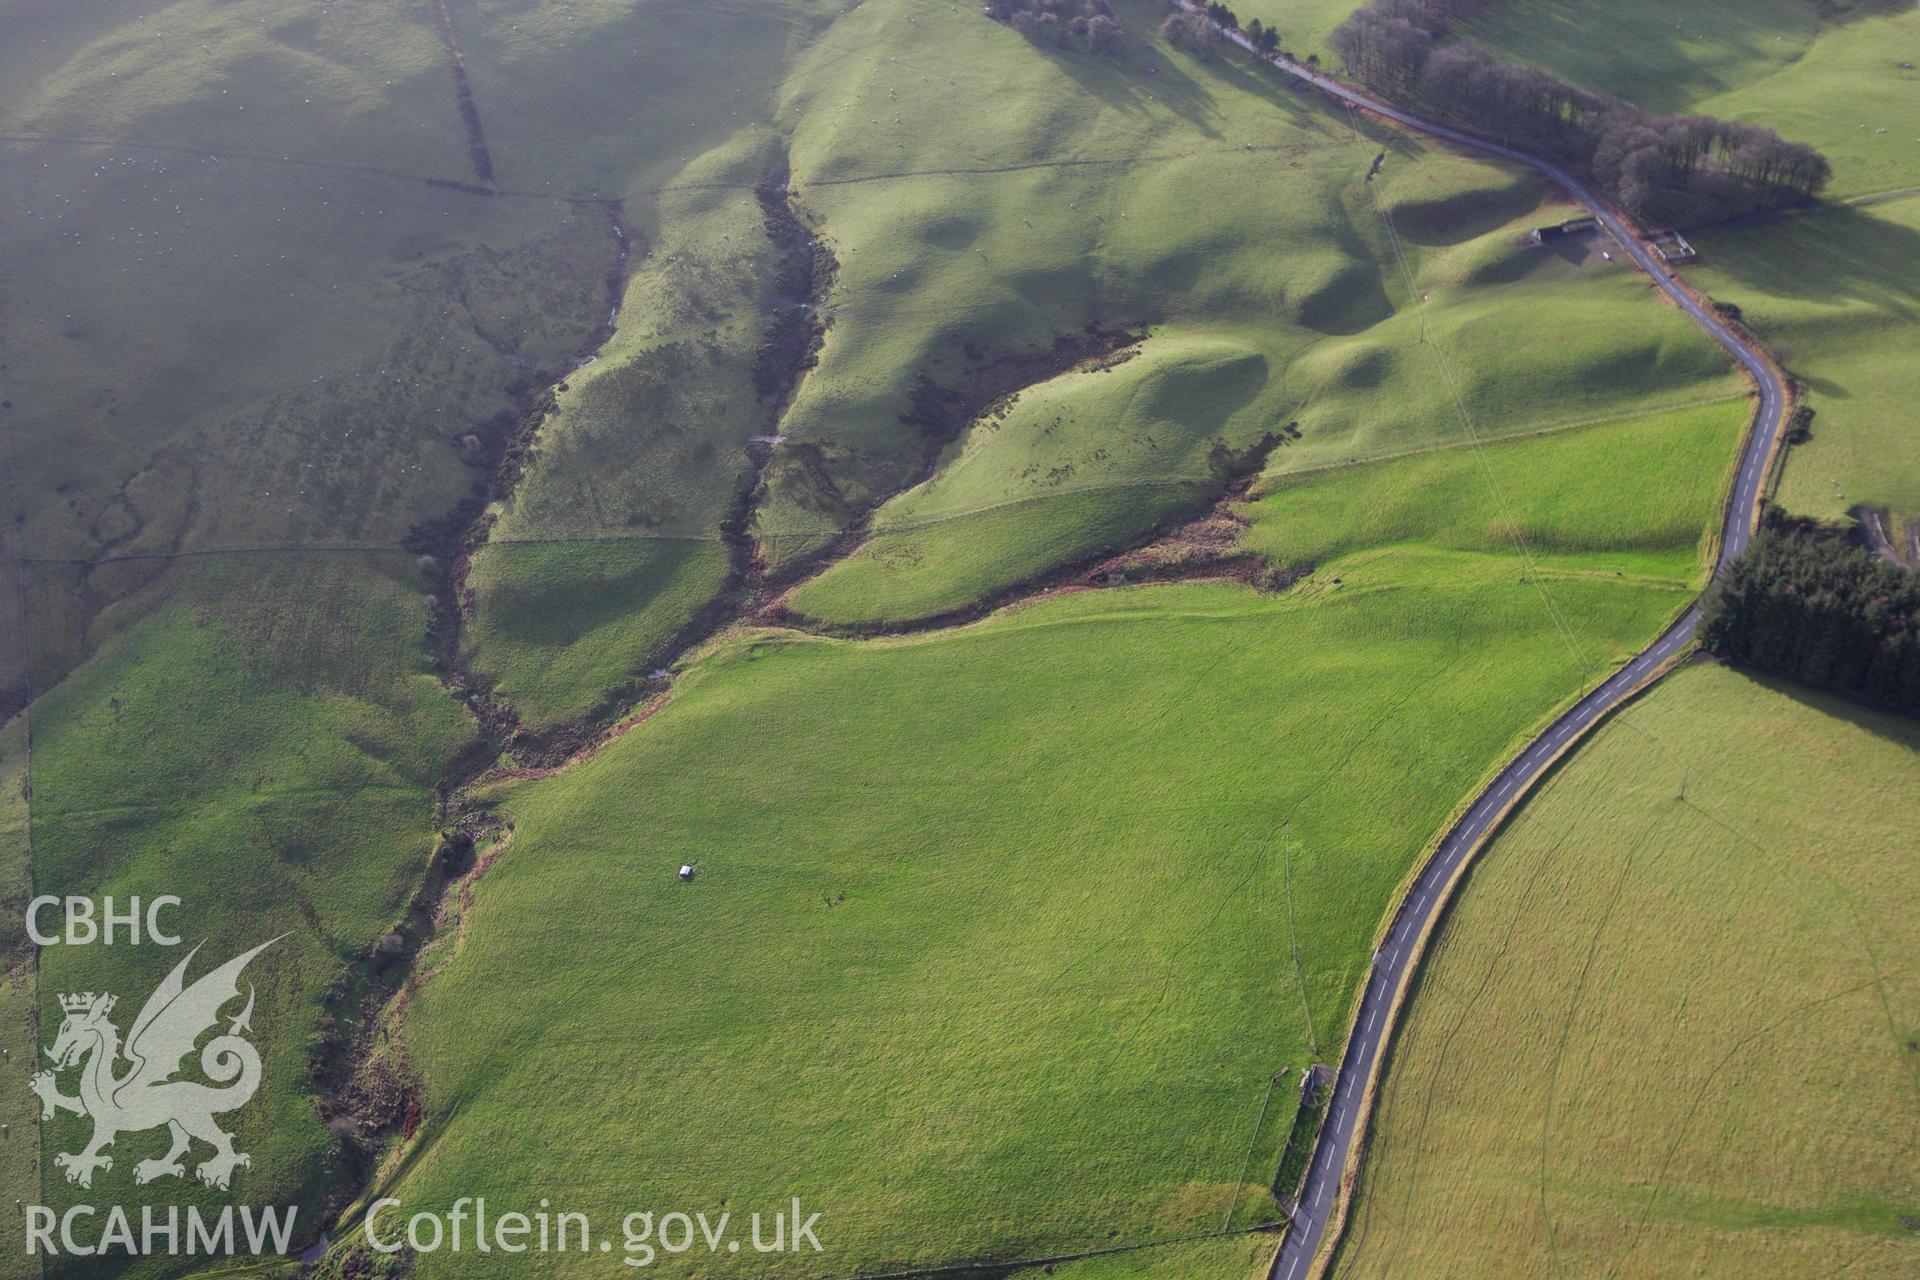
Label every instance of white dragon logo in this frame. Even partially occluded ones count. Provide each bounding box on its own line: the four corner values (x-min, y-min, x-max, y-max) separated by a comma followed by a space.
31, 938, 278, 1191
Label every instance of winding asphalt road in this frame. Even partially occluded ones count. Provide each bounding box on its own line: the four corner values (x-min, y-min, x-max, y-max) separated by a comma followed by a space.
1171, 15, 1791, 1279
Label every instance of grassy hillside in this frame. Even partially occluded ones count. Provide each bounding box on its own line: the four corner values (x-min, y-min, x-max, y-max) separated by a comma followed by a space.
23, 553, 469, 1257
1, 6, 631, 1221
787, 332, 1273, 624
0, 0, 1769, 1272
753, 0, 1737, 557
0, 0, 468, 176
0, 0, 834, 1246
393, 564, 1694, 1278
0, 714, 35, 1279
1445, 0, 1920, 524
1244, 398, 1750, 580
770, 39, 1737, 629
384, 355, 1746, 1275
434, 0, 1743, 694
788, 483, 1207, 627
1331, 663, 1920, 1279
459, 538, 728, 726
0, 146, 611, 564
457, 130, 798, 727
1258, 11, 1920, 1278
1462, 0, 1918, 200
1691, 195, 1920, 522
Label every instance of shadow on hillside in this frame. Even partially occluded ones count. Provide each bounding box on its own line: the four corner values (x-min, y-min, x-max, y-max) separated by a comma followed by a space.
1045, 39, 1227, 136
1734, 666, 1920, 750
1459, 0, 1820, 113
1038, 32, 1342, 143
1700, 204, 1920, 320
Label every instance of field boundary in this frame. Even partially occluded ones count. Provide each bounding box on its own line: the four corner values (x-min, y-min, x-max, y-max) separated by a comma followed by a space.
844, 1223, 1282, 1280
1256, 392, 1748, 487
0, 129, 1372, 210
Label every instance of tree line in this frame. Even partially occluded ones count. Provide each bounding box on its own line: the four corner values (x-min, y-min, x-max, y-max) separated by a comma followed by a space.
1702, 511, 1920, 714
986, 0, 1127, 56
1158, 10, 1220, 57
1160, 3, 1284, 60
1328, 0, 1832, 223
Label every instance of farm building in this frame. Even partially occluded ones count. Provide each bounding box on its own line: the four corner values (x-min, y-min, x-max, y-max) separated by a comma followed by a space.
1529, 216, 1598, 243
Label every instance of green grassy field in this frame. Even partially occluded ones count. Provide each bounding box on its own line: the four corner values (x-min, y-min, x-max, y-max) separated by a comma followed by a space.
387, 230, 1749, 1273
750, 0, 1740, 564
788, 483, 1208, 627
1331, 663, 1920, 1279
0, 0, 833, 1247
0, 142, 611, 566
460, 539, 729, 726
1446, 0, 1920, 523
791, 353, 1743, 630
1020, 1232, 1279, 1280
436, 0, 1743, 685
1690, 195, 1920, 522
1462, 0, 1919, 200
1243, 397, 1750, 580
0, 713, 36, 1280
0, 0, 1777, 1273
768, 43, 1736, 627
1182, 10, 1920, 1277
1219, 0, 1368, 66
389, 560, 1699, 1278
22, 552, 468, 1256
